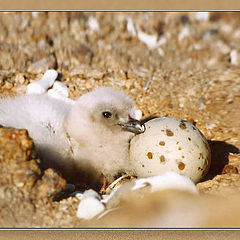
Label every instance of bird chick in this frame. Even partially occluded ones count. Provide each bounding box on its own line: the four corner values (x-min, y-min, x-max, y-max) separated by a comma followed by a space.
0, 86, 145, 189
64, 87, 145, 185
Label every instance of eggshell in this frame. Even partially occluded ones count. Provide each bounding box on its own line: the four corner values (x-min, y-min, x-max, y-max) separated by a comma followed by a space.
129, 117, 211, 183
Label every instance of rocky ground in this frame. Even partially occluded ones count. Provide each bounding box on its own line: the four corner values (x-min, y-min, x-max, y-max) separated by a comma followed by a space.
0, 12, 240, 228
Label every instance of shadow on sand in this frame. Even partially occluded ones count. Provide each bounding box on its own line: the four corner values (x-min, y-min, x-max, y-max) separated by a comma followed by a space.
202, 140, 239, 182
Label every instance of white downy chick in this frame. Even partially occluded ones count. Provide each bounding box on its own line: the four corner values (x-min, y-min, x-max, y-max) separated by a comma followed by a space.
64, 87, 145, 183
0, 74, 145, 186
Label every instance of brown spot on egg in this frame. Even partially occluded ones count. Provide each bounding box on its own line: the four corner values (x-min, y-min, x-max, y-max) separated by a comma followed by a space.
178, 162, 185, 170
147, 152, 153, 159
160, 155, 166, 163
159, 141, 165, 146
188, 137, 191, 141
166, 129, 174, 136
182, 155, 185, 158
179, 121, 187, 129
178, 147, 182, 150
142, 164, 145, 168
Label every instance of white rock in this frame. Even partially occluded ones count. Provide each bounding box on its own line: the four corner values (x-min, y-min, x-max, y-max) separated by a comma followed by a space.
220, 23, 233, 35
27, 69, 58, 95
131, 172, 198, 194
47, 81, 74, 105
178, 27, 190, 41
14, 74, 25, 84
233, 28, 240, 39
195, 12, 210, 22
26, 83, 46, 95
230, 50, 239, 66
32, 12, 39, 19
205, 122, 216, 130
76, 190, 105, 220
127, 17, 137, 37
102, 172, 198, 210
27, 56, 56, 74
133, 109, 142, 121
157, 48, 165, 56
48, 81, 69, 98
137, 30, 167, 50
216, 40, 231, 55
88, 16, 100, 32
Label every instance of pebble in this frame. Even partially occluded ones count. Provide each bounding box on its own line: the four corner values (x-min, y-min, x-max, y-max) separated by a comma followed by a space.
137, 30, 167, 50
88, 16, 100, 32
131, 172, 198, 194
27, 55, 56, 74
65, 184, 75, 193
76, 190, 105, 220
14, 74, 25, 84
102, 172, 198, 211
47, 81, 74, 104
178, 27, 190, 41
194, 12, 210, 22
222, 165, 239, 174
86, 69, 104, 79
2, 81, 13, 90
127, 17, 137, 37
27, 69, 58, 94
216, 40, 231, 55
230, 49, 240, 65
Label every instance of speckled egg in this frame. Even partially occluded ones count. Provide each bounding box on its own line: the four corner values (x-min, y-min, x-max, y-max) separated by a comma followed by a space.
129, 117, 211, 183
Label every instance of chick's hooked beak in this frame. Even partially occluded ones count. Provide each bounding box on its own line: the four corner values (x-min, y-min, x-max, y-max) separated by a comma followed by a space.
119, 117, 145, 134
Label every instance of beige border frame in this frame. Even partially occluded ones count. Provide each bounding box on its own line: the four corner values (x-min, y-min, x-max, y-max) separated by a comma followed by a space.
0, 0, 239, 10
0, 0, 239, 239
0, 230, 240, 240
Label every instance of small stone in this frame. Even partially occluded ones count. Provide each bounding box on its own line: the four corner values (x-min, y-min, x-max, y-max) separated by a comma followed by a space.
35, 168, 66, 200
230, 50, 240, 66
0, 127, 34, 164
86, 69, 104, 79
194, 12, 210, 22
215, 40, 231, 55
65, 183, 75, 193
14, 74, 25, 84
28, 55, 57, 74
2, 81, 14, 90
222, 165, 239, 174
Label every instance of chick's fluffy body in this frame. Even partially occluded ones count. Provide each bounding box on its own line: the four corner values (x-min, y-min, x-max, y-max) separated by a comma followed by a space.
65, 88, 138, 179
0, 87, 139, 183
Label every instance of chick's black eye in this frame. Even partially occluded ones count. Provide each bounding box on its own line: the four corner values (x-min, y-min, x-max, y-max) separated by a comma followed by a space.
102, 111, 112, 118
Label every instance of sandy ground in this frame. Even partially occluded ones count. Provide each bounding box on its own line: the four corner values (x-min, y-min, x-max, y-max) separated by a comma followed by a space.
0, 12, 240, 228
